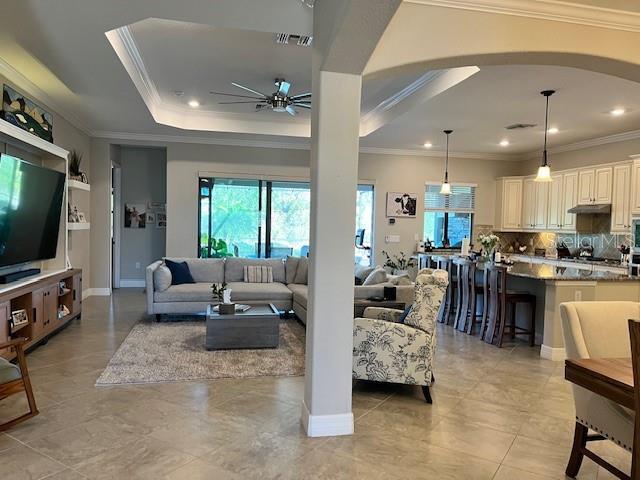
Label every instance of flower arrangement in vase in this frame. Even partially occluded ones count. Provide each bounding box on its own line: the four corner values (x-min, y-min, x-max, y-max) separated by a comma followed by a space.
381, 251, 416, 275
477, 233, 500, 261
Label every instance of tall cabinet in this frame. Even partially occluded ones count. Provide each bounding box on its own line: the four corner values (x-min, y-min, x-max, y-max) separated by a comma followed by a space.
611, 163, 632, 233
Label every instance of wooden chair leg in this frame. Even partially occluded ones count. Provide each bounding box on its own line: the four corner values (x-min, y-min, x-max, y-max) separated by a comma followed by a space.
510, 302, 517, 339
529, 300, 536, 347
566, 422, 588, 478
466, 292, 477, 335
422, 385, 433, 404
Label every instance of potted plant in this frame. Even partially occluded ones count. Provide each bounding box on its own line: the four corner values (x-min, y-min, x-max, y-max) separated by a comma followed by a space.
68, 150, 88, 183
381, 251, 416, 275
211, 282, 234, 314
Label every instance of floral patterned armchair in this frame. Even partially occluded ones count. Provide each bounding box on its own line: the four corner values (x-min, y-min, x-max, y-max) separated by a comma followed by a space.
352, 268, 449, 403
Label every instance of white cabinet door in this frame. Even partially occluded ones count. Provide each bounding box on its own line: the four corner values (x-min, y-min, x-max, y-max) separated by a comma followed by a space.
501, 178, 523, 230
631, 160, 640, 214
561, 171, 578, 231
594, 167, 613, 203
533, 181, 549, 229
547, 174, 563, 230
522, 178, 536, 230
578, 169, 595, 204
611, 164, 631, 233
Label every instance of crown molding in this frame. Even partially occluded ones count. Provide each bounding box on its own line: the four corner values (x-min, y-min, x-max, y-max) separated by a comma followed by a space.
359, 146, 520, 161
406, 0, 640, 32
523, 128, 640, 159
92, 130, 311, 150
93, 129, 522, 160
0, 57, 92, 137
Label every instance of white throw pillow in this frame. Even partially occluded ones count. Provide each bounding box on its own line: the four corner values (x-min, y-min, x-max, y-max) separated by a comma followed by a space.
243, 265, 274, 283
154, 264, 172, 292
355, 264, 375, 283
362, 266, 388, 286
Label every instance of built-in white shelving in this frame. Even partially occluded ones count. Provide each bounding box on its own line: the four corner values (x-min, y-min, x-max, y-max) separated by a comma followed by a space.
0, 117, 68, 159
68, 179, 91, 191
68, 222, 90, 231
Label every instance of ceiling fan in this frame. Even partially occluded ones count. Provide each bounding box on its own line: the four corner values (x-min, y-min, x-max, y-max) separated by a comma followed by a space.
210, 78, 311, 116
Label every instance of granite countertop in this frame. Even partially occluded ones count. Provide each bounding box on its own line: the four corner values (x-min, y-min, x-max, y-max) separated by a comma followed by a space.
498, 262, 638, 282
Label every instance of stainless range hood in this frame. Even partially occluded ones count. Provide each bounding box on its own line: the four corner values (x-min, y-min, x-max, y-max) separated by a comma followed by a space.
567, 204, 611, 215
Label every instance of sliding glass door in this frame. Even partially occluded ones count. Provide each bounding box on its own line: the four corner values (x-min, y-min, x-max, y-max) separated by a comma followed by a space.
199, 178, 265, 258
199, 177, 374, 263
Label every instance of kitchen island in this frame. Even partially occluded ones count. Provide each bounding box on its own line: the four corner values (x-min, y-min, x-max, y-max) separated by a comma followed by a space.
418, 253, 640, 360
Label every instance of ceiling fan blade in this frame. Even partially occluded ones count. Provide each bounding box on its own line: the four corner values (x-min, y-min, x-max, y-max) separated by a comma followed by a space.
278, 81, 291, 96
293, 102, 311, 109
218, 101, 268, 104
290, 92, 311, 100
232, 82, 269, 98
209, 91, 264, 100
286, 105, 297, 116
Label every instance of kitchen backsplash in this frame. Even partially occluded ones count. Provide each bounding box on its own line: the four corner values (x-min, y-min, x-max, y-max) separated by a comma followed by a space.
475, 224, 630, 259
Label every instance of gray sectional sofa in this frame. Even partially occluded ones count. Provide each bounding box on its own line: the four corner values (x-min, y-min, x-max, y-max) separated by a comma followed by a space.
146, 257, 414, 324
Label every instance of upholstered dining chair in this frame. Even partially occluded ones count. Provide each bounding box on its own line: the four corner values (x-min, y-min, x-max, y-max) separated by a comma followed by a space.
352, 268, 448, 403
0, 338, 38, 431
560, 302, 637, 479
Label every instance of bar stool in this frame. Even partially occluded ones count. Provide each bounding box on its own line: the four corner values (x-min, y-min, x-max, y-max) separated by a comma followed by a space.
482, 263, 536, 347
435, 256, 456, 324
453, 257, 485, 334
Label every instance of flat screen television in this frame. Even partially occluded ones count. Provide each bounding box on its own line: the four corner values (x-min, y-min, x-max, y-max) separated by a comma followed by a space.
0, 154, 65, 268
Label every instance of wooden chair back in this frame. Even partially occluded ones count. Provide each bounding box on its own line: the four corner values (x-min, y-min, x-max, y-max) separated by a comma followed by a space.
483, 263, 507, 344
453, 257, 475, 332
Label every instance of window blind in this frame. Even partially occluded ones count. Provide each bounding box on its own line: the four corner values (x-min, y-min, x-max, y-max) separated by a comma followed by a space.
424, 183, 476, 213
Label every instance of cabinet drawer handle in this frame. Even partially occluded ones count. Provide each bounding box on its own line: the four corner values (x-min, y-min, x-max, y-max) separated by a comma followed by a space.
33, 307, 36, 324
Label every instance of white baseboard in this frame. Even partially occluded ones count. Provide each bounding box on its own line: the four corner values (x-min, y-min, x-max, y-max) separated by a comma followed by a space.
83, 288, 111, 298
119, 279, 145, 288
301, 400, 354, 437
541, 344, 566, 361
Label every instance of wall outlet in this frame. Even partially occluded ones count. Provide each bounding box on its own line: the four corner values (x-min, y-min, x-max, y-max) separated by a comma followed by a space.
135, 262, 141, 269
385, 235, 400, 244
574, 290, 582, 301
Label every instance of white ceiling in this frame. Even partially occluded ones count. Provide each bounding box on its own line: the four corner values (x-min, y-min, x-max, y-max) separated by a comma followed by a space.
361, 65, 640, 154
0, 1, 639, 157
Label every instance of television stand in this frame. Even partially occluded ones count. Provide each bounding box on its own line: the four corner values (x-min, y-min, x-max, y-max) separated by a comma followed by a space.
0, 268, 41, 284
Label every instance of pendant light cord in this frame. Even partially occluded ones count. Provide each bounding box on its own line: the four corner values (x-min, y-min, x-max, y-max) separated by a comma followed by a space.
543, 93, 549, 167
444, 133, 449, 182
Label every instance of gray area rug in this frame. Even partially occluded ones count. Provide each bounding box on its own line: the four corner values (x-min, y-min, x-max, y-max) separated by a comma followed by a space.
96, 319, 305, 386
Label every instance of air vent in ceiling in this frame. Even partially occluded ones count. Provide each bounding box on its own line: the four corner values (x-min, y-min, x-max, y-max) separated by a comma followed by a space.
505, 123, 537, 130
276, 33, 313, 46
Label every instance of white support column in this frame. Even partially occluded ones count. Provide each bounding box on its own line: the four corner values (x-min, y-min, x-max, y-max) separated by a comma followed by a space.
302, 67, 362, 437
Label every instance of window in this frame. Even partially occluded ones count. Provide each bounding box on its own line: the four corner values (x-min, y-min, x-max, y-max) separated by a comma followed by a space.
355, 184, 374, 266
424, 183, 475, 248
198, 177, 375, 262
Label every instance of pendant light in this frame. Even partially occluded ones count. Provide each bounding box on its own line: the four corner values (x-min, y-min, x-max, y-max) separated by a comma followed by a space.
440, 129, 453, 195
535, 90, 555, 182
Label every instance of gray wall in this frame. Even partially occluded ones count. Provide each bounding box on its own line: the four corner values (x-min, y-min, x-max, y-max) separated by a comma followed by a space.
119, 147, 167, 282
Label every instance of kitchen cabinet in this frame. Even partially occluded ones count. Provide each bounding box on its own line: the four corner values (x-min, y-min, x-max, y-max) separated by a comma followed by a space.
495, 178, 522, 231
578, 167, 612, 204
547, 174, 563, 230
561, 171, 578, 231
631, 159, 640, 214
611, 163, 632, 233
522, 178, 548, 230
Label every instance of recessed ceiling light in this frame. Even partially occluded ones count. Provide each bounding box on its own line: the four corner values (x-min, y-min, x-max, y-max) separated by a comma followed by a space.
499, 139, 510, 147
188, 100, 200, 108
547, 127, 559, 134
423, 142, 432, 148
610, 108, 626, 116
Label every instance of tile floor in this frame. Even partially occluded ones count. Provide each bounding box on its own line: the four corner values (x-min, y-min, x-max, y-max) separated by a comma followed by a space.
0, 289, 632, 479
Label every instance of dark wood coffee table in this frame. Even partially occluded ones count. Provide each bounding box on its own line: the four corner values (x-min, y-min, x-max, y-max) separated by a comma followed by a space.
354, 300, 405, 318
205, 303, 280, 350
